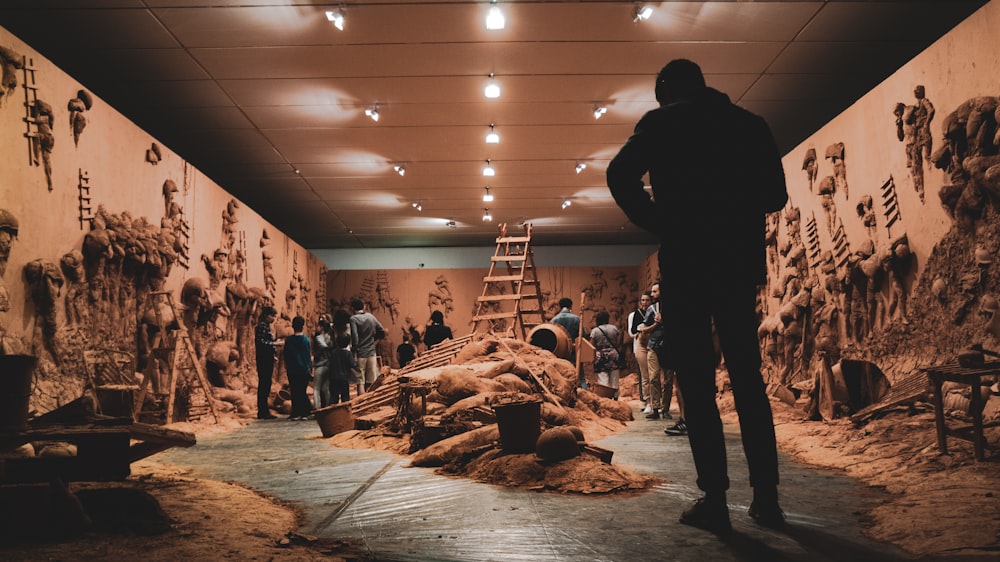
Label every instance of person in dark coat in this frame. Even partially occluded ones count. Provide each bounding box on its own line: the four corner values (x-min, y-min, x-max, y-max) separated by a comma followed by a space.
283, 316, 312, 420
423, 310, 453, 349
607, 59, 789, 535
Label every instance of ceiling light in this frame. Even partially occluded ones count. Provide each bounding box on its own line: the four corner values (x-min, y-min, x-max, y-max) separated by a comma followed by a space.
593, 105, 607, 119
633, 5, 653, 22
394, 165, 405, 176
445, 219, 457, 228
411, 201, 422, 211
325, 9, 345, 30
486, 1, 505, 30
561, 199, 572, 210
485, 123, 500, 144
365, 104, 379, 122
484, 74, 500, 99
483, 208, 492, 222
575, 163, 587, 174
483, 186, 494, 202
483, 159, 495, 177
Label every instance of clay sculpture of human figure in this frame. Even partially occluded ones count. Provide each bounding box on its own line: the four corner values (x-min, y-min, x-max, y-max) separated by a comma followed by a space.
607, 59, 788, 534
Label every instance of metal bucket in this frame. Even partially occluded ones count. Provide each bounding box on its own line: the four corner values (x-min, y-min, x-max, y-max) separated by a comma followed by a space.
492, 400, 541, 454
0, 354, 37, 433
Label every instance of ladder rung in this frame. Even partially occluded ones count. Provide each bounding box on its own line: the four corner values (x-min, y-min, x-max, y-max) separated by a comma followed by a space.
491, 255, 526, 262
484, 275, 523, 282
498, 236, 531, 243
518, 308, 543, 314
473, 311, 518, 321
477, 294, 524, 302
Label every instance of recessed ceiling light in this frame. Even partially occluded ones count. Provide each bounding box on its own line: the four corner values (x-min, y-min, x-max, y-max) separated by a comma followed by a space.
325, 9, 345, 30
486, 1, 505, 30
411, 202, 422, 211
484, 74, 500, 99
485, 124, 500, 144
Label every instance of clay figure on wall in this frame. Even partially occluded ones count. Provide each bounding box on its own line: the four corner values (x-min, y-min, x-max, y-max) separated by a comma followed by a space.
0, 209, 20, 353
221, 199, 239, 251
59, 249, 89, 326
856, 194, 877, 244
23, 258, 65, 361
894, 86, 935, 203
825, 142, 848, 200
0, 45, 22, 104
260, 229, 276, 302
932, 96, 1000, 231
953, 246, 993, 325
802, 147, 818, 192
82, 209, 114, 322
29, 99, 55, 191
817, 175, 838, 235
66, 89, 92, 147
428, 274, 454, 317
145, 142, 162, 165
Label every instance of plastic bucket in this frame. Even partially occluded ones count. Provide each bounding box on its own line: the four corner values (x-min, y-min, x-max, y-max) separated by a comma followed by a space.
0, 354, 37, 433
315, 402, 354, 437
492, 400, 541, 454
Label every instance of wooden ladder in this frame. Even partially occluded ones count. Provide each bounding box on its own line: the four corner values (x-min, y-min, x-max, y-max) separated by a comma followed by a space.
470, 223, 544, 339
145, 291, 219, 424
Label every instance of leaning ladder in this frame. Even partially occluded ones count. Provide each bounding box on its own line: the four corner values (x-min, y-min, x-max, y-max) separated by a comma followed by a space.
470, 223, 544, 339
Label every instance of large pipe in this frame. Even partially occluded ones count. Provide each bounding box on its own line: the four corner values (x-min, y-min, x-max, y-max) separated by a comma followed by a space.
527, 323, 573, 360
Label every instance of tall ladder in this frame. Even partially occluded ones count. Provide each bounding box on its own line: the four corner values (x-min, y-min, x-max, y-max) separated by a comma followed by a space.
147, 291, 219, 424
471, 223, 544, 339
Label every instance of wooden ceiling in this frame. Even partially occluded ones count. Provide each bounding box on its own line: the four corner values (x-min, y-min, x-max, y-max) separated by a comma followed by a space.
0, 1, 987, 249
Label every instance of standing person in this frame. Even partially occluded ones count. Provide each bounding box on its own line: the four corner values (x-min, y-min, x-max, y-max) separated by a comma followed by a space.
423, 310, 453, 349
607, 58, 789, 534
396, 333, 416, 368
589, 310, 622, 392
349, 298, 384, 394
254, 306, 279, 420
627, 291, 652, 407
328, 334, 357, 405
312, 316, 333, 409
283, 316, 312, 420
550, 297, 584, 388
639, 283, 667, 420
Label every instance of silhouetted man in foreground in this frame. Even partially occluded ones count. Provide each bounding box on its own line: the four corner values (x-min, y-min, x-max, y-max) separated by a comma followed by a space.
607, 59, 789, 535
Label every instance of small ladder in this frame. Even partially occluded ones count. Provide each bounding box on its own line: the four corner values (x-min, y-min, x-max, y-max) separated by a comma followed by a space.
471, 223, 544, 339
151, 291, 219, 424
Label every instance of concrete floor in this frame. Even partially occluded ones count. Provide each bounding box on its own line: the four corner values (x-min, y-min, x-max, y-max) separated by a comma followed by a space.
159, 407, 918, 562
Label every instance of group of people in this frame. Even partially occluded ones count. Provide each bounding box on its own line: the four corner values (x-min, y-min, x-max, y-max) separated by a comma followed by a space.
253, 298, 382, 421
254, 301, 454, 419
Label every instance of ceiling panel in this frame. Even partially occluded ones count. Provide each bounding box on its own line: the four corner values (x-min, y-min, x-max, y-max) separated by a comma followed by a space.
0, 0, 988, 250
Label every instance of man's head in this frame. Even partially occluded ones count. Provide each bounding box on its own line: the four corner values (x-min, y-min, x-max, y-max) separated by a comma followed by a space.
558, 297, 573, 309
655, 59, 706, 105
261, 305, 277, 323
350, 297, 365, 312
650, 282, 661, 299
430, 310, 444, 324
292, 315, 305, 333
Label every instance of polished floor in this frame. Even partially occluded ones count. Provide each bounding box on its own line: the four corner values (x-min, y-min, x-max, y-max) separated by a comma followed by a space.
160, 406, 924, 562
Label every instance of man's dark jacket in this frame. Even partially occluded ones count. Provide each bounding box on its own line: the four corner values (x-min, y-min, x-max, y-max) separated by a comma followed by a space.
607, 87, 788, 288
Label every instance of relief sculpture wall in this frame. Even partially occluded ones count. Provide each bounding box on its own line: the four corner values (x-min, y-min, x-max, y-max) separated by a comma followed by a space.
0, 28, 324, 420
764, 1, 1000, 388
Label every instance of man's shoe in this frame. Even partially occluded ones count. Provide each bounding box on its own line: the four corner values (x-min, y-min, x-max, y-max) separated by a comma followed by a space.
662, 411, 673, 420
680, 496, 731, 536
645, 409, 660, 420
257, 414, 277, 420
665, 420, 687, 436
748, 500, 786, 529
642, 405, 652, 414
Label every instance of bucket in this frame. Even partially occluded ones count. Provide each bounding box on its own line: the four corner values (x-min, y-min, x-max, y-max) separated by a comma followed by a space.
492, 400, 541, 454
0, 354, 37, 433
592, 384, 616, 399
96, 384, 139, 419
527, 323, 573, 360
315, 402, 354, 437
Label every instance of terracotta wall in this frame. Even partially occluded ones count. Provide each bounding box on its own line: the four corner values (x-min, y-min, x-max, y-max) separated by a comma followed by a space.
0, 27, 324, 414
326, 263, 649, 367
764, 0, 1000, 384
